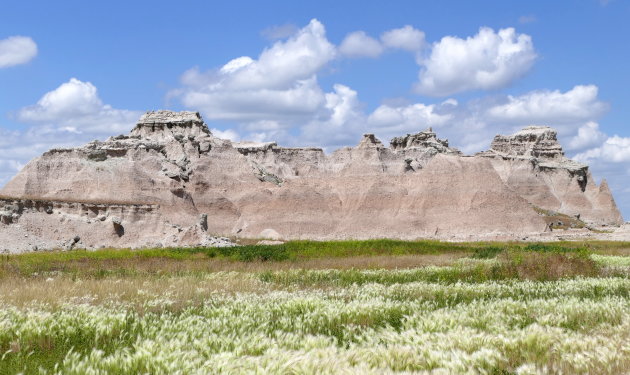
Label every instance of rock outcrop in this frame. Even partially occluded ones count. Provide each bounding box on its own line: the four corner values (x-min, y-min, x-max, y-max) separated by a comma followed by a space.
0, 196, 234, 252
478, 126, 622, 225
390, 128, 460, 155
488, 126, 565, 159
0, 111, 623, 251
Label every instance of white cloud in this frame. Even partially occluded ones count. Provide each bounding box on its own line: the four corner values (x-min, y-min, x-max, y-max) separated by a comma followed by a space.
211, 128, 240, 142
486, 85, 608, 125
568, 122, 607, 151
243, 120, 283, 132
174, 20, 433, 147
182, 76, 326, 122
217, 19, 335, 91
301, 84, 366, 145
575, 136, 630, 163
170, 20, 610, 168
572, 131, 630, 220
367, 101, 454, 137
339, 31, 384, 58
17, 78, 142, 134
173, 20, 449, 147
176, 19, 335, 123
0, 36, 38, 68
368, 85, 609, 156
18, 78, 104, 121
381, 26, 425, 52
415, 27, 536, 96
322, 85, 364, 129
339, 26, 426, 59
220, 56, 254, 74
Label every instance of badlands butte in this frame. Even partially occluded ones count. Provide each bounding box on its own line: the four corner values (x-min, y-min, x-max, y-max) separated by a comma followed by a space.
0, 110, 627, 252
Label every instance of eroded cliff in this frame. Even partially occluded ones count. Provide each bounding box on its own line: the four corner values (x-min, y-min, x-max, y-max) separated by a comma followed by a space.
0, 111, 623, 250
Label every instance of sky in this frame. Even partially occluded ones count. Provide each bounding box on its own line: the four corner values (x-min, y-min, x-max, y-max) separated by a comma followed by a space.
1, 0, 629, 218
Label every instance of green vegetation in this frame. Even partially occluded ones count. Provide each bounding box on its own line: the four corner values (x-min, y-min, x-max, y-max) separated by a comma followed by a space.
532, 205, 587, 229
4, 239, 629, 278
3, 238, 629, 280
1, 239, 630, 374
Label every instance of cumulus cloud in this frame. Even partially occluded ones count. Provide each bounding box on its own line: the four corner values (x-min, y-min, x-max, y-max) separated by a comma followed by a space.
17, 78, 142, 134
170, 19, 610, 165
18, 78, 105, 122
339, 31, 384, 58
173, 20, 435, 146
485, 85, 608, 125
339, 26, 426, 59
571, 133, 630, 220
0, 36, 38, 68
182, 76, 326, 123
176, 19, 335, 124
415, 27, 536, 96
380, 25, 425, 52
298, 84, 366, 148
369, 85, 609, 156
173, 20, 435, 145
212, 19, 334, 91
575, 136, 630, 163
568, 122, 607, 151
367, 101, 454, 137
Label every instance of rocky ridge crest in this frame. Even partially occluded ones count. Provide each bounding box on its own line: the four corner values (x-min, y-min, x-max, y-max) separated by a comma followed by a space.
480, 126, 587, 174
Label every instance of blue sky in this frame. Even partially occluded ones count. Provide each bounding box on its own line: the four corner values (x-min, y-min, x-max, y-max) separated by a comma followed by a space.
1, 0, 629, 218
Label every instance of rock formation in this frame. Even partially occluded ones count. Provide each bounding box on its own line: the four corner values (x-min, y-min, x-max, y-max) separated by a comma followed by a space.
0, 111, 624, 251
478, 126, 622, 225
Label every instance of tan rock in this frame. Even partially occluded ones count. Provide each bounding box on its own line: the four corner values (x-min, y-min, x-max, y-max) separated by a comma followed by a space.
478, 126, 623, 225
0, 111, 624, 251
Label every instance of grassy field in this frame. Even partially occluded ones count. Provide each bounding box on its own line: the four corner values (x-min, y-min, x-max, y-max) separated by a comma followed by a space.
2, 240, 630, 374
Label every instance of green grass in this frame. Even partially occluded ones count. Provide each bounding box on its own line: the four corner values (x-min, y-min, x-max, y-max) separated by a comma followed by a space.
1, 239, 483, 278
1, 240, 630, 374
2, 239, 627, 279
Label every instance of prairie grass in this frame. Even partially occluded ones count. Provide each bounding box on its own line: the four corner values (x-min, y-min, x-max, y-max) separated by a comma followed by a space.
3, 276, 630, 374
1, 240, 630, 374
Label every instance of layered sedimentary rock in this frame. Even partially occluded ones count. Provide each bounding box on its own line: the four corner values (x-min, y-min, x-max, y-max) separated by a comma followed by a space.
0, 111, 623, 250
478, 126, 622, 225
0, 196, 233, 252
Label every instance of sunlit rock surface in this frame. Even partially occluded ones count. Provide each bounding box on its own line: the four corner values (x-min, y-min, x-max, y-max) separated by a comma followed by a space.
0, 112, 623, 251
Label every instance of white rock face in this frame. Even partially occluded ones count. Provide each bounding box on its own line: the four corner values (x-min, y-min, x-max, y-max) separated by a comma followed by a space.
490, 126, 565, 159
0, 112, 624, 251
130, 110, 211, 142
